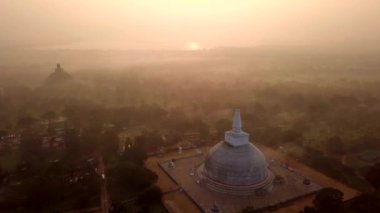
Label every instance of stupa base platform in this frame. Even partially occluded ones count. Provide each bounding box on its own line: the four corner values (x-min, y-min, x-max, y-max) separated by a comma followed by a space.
159, 153, 322, 213
197, 164, 275, 196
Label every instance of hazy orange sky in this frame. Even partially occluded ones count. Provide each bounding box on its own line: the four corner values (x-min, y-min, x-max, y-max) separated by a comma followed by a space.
1, 0, 380, 50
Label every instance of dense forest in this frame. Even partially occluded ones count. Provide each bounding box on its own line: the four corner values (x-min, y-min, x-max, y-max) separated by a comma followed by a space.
1, 49, 380, 212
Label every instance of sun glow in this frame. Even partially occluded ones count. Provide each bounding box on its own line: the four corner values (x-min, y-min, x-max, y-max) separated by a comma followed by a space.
187, 42, 201, 51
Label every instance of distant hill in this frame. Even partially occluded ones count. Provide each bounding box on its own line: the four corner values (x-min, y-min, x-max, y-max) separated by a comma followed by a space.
46, 64, 72, 84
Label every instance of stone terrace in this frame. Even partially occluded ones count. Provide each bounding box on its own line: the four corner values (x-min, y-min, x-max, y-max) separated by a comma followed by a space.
159, 153, 322, 213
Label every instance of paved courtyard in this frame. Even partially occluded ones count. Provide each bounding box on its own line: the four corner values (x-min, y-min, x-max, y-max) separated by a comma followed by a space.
147, 145, 360, 213
159, 153, 321, 213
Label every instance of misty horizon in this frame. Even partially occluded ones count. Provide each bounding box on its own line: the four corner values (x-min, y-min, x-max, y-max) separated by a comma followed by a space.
1, 0, 380, 51
1, 1, 380, 213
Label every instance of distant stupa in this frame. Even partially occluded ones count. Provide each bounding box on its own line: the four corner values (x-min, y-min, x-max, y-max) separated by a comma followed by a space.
197, 109, 274, 195
46, 64, 72, 84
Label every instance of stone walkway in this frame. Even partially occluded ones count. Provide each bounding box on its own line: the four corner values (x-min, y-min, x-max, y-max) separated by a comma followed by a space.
147, 145, 360, 213
160, 155, 321, 212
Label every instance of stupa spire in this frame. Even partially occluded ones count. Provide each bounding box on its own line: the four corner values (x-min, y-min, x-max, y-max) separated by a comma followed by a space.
55, 63, 63, 72
224, 109, 249, 147
232, 109, 242, 132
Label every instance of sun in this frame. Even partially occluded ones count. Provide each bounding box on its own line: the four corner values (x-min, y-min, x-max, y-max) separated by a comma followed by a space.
187, 42, 201, 51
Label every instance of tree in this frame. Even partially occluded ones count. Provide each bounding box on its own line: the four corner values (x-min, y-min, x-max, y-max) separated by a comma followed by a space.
215, 118, 231, 138
364, 163, 380, 190
80, 129, 103, 154
282, 129, 303, 144
240, 206, 255, 213
299, 206, 318, 213
325, 136, 345, 155
62, 106, 81, 129
102, 129, 119, 158
17, 116, 37, 129
348, 192, 380, 213
194, 119, 210, 139
0, 165, 7, 186
146, 130, 164, 147
107, 161, 157, 193
165, 131, 182, 146
260, 126, 282, 146
63, 128, 81, 160
137, 186, 163, 205
121, 145, 147, 166
41, 110, 58, 135
0, 129, 7, 139
287, 93, 306, 110
19, 130, 44, 165
313, 188, 343, 211
19, 176, 61, 211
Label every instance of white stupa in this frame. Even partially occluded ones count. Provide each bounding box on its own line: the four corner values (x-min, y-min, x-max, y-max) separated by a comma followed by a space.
198, 109, 274, 195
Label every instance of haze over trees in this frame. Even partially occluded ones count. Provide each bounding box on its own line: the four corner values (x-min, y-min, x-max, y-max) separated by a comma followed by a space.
1, 1, 380, 212
1, 47, 380, 212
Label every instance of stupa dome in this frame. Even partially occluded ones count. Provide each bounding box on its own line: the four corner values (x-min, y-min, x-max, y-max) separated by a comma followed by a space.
46, 64, 72, 85
198, 109, 273, 195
